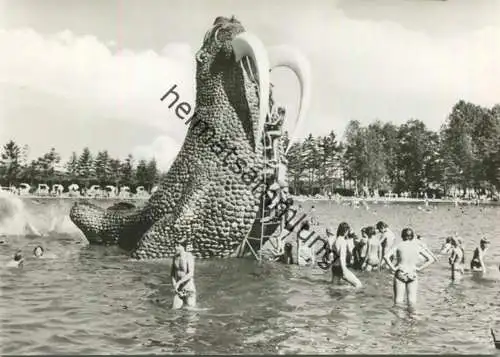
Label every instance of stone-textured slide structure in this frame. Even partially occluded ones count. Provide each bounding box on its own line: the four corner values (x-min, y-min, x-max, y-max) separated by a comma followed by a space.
69, 16, 311, 259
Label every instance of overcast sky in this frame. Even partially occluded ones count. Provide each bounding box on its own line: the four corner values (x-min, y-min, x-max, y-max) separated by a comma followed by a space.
1, 0, 499, 170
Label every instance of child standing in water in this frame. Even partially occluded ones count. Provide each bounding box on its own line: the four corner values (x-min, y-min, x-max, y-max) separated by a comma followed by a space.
309, 205, 318, 226
470, 238, 490, 273
171, 240, 196, 309
318, 227, 336, 270
352, 227, 368, 269
377, 221, 396, 269
362, 226, 381, 271
448, 237, 465, 282
296, 221, 315, 266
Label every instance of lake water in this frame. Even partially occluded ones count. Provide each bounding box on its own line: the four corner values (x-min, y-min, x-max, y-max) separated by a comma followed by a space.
1, 199, 499, 354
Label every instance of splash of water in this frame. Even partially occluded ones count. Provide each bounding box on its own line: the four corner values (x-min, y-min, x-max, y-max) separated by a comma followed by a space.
0, 191, 86, 240
0, 190, 38, 236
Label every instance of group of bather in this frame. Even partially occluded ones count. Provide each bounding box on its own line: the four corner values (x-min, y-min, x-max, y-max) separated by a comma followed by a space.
258, 198, 496, 309
259, 208, 409, 277
440, 234, 493, 281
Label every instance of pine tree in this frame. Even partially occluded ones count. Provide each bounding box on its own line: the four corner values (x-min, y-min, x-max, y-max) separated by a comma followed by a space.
135, 159, 148, 187
321, 131, 342, 193
94, 150, 111, 184
20, 145, 29, 168
66, 152, 79, 180
286, 141, 306, 194
108, 158, 122, 187
120, 154, 134, 186
146, 158, 159, 189
77, 147, 95, 185
0, 140, 22, 186
36, 147, 61, 182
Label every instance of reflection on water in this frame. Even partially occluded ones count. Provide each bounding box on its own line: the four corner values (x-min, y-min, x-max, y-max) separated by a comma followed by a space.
0, 201, 499, 354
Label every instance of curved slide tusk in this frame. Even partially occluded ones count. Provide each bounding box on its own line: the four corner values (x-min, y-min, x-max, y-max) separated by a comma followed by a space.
268, 45, 311, 154
232, 32, 270, 151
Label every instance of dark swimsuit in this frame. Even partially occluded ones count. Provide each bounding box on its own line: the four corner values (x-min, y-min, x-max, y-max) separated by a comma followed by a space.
177, 285, 195, 299
470, 248, 482, 270
395, 269, 416, 283
318, 242, 342, 276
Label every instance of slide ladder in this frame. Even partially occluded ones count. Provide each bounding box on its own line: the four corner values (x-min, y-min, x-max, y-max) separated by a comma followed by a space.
237, 109, 285, 260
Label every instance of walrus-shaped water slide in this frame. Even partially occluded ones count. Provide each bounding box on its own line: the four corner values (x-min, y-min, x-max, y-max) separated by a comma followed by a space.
69, 15, 311, 260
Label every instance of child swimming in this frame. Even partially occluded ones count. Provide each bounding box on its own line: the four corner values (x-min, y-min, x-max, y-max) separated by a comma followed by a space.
5, 251, 24, 268
33, 245, 44, 258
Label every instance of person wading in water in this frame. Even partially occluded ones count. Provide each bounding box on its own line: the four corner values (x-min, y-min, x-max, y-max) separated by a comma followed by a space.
377, 221, 396, 269
383, 228, 435, 312
361, 226, 382, 272
470, 237, 490, 273
446, 236, 465, 282
171, 240, 196, 309
329, 222, 363, 288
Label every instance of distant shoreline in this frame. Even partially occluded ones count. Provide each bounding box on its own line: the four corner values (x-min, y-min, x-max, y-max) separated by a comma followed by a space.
291, 195, 500, 206
12, 194, 500, 206
15, 195, 149, 201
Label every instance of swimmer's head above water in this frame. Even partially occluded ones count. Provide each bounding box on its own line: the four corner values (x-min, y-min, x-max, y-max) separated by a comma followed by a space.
440, 237, 453, 254
14, 251, 23, 262
480, 237, 490, 249
33, 245, 44, 257
401, 228, 415, 241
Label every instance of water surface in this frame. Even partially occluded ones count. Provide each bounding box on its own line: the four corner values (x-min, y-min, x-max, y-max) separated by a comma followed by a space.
1, 200, 499, 354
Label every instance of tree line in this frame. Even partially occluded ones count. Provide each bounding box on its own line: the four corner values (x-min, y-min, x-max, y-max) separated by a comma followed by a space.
0, 144, 160, 192
285, 100, 500, 198
1, 99, 499, 197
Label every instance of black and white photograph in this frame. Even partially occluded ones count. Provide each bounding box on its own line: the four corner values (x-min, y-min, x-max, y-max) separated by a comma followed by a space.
1, 0, 499, 354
